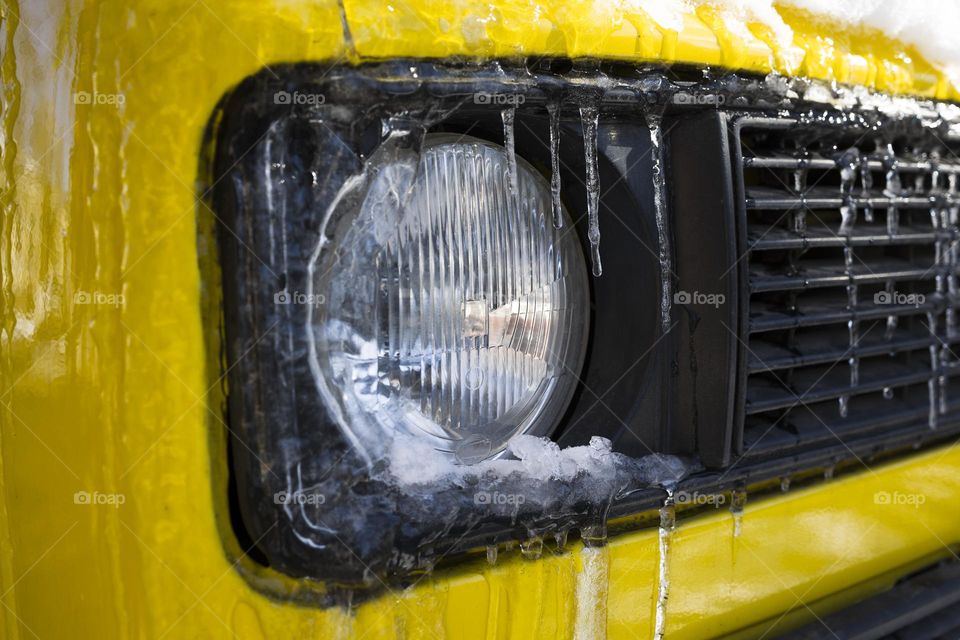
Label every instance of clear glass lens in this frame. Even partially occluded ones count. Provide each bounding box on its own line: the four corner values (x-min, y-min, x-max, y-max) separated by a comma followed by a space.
311, 134, 589, 463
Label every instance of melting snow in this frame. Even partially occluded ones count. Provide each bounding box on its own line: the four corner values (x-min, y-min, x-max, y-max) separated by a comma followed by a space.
389, 433, 688, 492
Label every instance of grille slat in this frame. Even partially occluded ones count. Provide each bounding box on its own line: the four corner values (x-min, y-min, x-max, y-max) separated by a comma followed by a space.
746, 186, 932, 210
750, 295, 941, 332
749, 224, 937, 250
745, 360, 934, 415
734, 117, 960, 459
750, 258, 934, 292
744, 154, 960, 174
748, 325, 935, 373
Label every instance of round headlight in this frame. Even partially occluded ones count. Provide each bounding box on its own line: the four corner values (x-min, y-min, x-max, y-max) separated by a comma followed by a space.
308, 133, 589, 464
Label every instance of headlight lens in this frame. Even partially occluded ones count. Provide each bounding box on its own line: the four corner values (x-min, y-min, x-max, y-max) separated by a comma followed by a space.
310, 134, 589, 464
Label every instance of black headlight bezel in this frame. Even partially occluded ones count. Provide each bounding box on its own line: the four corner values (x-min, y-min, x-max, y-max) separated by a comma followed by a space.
209, 61, 715, 584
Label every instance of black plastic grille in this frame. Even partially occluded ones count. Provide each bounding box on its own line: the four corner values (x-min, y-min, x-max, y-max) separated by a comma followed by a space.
734, 117, 960, 458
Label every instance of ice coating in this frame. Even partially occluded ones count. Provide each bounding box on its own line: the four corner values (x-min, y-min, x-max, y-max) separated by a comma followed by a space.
653, 485, 676, 640
573, 546, 609, 640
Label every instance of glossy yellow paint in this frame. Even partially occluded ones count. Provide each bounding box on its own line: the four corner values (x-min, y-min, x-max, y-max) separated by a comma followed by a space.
2, 0, 960, 638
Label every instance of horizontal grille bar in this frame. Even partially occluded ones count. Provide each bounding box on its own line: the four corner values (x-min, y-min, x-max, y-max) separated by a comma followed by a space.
745, 361, 936, 415
748, 224, 937, 251
743, 154, 960, 174
746, 187, 933, 210
750, 258, 934, 292
747, 326, 936, 373
750, 295, 942, 333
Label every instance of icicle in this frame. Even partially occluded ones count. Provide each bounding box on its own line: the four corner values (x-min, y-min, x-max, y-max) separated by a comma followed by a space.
792, 148, 809, 233
840, 242, 859, 419
837, 147, 860, 236
581, 523, 607, 548
520, 535, 543, 560
486, 544, 498, 565
883, 280, 898, 343
653, 486, 676, 640
730, 487, 747, 538
860, 153, 874, 223
580, 104, 602, 277
648, 113, 673, 335
554, 529, 568, 553
547, 102, 564, 229
946, 172, 959, 342
928, 310, 940, 429
573, 545, 609, 640
502, 108, 518, 200
883, 143, 901, 236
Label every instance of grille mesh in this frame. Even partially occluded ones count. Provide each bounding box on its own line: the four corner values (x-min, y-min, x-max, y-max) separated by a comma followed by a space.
736, 117, 960, 458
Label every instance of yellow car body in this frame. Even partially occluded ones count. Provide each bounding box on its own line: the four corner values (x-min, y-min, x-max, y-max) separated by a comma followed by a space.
1, 1, 959, 638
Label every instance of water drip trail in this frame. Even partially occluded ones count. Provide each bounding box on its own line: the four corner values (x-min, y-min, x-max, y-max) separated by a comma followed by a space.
731, 487, 747, 539
580, 104, 602, 276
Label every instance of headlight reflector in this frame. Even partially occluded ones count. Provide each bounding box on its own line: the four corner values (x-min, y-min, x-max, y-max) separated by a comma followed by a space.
310, 134, 590, 464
